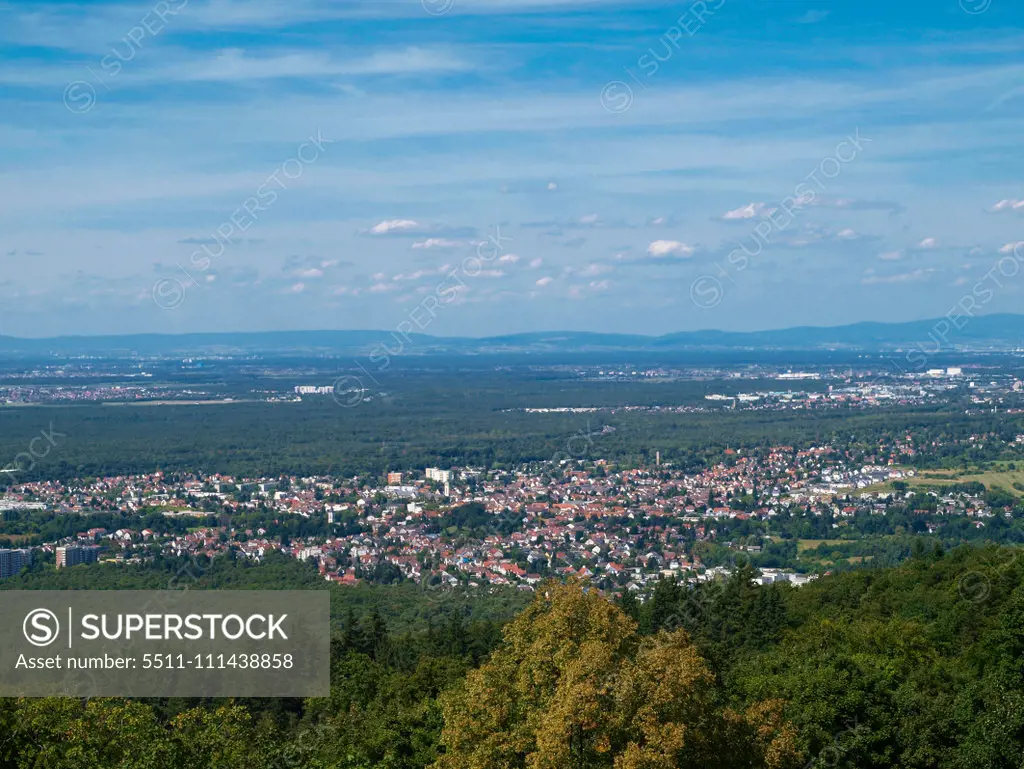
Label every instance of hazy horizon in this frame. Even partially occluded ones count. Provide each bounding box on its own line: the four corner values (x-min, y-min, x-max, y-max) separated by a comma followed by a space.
0, 311, 1019, 342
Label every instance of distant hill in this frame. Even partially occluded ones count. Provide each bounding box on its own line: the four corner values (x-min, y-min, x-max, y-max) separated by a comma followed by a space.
2, 314, 1023, 356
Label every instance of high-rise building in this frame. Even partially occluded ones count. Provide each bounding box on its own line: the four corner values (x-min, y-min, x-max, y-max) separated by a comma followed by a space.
425, 467, 451, 484
0, 548, 33, 578
55, 545, 100, 568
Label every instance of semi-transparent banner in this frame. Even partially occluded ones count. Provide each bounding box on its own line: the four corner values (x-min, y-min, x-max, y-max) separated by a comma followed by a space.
0, 590, 330, 697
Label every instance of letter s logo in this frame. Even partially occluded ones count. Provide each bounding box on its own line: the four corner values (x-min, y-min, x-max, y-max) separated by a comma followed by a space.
24, 609, 60, 647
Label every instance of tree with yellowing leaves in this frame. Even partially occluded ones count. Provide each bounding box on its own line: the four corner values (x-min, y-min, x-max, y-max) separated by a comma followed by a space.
435, 580, 800, 769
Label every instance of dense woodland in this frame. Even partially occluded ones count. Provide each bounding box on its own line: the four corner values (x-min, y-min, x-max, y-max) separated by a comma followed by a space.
1, 375, 1021, 482
0, 553, 530, 634
1, 544, 1023, 767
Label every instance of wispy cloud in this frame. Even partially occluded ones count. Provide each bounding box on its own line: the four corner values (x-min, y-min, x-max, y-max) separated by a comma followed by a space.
795, 9, 829, 24
862, 268, 935, 285
720, 202, 775, 221
647, 240, 695, 258
363, 220, 476, 239
990, 198, 1024, 213
2, 0, 1023, 336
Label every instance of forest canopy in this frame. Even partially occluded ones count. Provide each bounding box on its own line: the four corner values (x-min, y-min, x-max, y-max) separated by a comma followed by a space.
2, 545, 1024, 768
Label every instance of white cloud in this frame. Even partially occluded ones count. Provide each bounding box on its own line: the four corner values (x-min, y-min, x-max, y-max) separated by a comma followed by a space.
175, 46, 473, 84
916, 237, 938, 249
877, 250, 904, 261
367, 220, 476, 238
392, 270, 431, 281
412, 238, 460, 250
990, 199, 1024, 212
336, 46, 471, 76
529, 258, 543, 268
999, 241, 1024, 254
862, 269, 933, 285
296, 267, 324, 278
499, 253, 520, 263
369, 219, 420, 235
721, 202, 775, 220
0, 45, 475, 89
287, 282, 306, 293
647, 216, 679, 227
535, 276, 553, 286
796, 9, 829, 23
647, 240, 694, 258
547, 182, 558, 191
4, 12, 1021, 336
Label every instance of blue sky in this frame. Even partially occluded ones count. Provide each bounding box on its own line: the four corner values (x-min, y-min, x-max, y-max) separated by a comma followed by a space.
2, 0, 1024, 337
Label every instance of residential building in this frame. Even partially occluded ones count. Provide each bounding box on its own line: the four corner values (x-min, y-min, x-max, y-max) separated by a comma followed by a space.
0, 548, 32, 578
426, 467, 451, 484
56, 545, 100, 568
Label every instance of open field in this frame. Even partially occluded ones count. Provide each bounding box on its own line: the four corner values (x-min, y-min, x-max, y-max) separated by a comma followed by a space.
797, 538, 848, 552
0, 533, 33, 544
910, 465, 1024, 495
860, 463, 1024, 497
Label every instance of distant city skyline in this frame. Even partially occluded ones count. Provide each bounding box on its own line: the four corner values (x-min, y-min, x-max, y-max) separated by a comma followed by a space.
2, 0, 1024, 337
